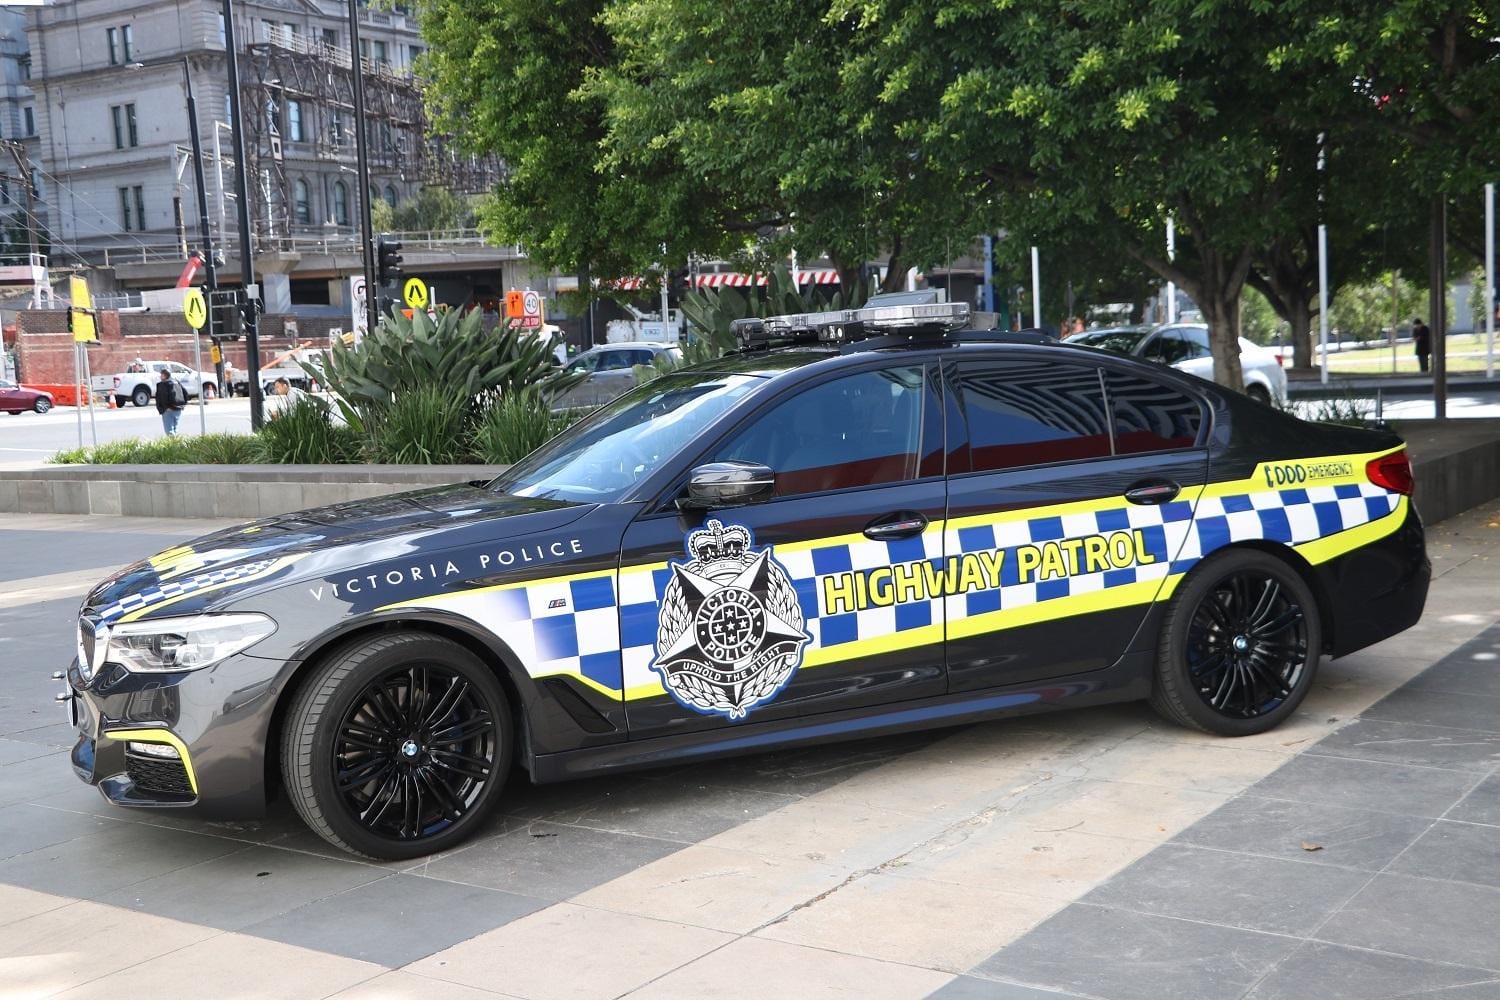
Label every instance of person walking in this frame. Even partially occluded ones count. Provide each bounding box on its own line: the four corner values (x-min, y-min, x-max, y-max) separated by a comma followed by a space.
154, 367, 185, 435
1413, 317, 1432, 374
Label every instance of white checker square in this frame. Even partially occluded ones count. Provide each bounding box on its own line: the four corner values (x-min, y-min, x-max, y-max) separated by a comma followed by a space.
525, 580, 572, 618
1002, 582, 1038, 609
1248, 489, 1283, 510
1061, 511, 1099, 539
1225, 509, 1265, 541
852, 605, 896, 640
849, 540, 891, 572
944, 592, 972, 622
1285, 505, 1321, 542
991, 519, 1033, 550
621, 645, 659, 691
1068, 572, 1105, 595
776, 548, 816, 580
617, 568, 659, 606
573, 607, 619, 656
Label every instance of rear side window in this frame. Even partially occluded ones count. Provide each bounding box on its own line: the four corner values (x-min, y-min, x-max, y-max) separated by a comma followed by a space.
958, 362, 1112, 472
713, 364, 941, 497
1107, 371, 1203, 454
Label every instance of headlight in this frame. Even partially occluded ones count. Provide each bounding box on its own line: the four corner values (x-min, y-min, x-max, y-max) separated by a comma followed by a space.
106, 613, 277, 673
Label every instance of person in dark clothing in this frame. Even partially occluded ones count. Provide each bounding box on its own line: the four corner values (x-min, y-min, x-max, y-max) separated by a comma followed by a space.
154, 368, 185, 435
1413, 317, 1432, 373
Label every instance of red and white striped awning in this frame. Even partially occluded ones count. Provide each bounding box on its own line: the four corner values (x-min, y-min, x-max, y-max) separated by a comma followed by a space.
606, 277, 645, 291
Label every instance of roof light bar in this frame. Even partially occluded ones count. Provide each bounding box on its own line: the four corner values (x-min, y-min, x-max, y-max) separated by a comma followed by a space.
731, 302, 972, 350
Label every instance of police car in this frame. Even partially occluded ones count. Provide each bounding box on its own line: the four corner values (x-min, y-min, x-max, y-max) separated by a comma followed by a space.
60, 302, 1429, 859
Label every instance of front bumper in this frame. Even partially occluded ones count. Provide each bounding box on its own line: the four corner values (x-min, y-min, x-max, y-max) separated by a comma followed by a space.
60, 649, 284, 819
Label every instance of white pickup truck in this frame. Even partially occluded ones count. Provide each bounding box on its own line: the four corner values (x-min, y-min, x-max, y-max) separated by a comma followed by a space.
93, 360, 219, 408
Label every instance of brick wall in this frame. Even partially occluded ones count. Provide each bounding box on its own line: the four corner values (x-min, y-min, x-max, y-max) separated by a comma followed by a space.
13, 311, 331, 385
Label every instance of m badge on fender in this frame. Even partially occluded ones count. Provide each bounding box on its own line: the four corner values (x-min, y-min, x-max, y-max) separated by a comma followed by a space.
654, 520, 809, 720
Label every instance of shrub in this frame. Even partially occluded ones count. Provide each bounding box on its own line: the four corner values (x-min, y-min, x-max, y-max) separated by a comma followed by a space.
473, 389, 577, 465
363, 384, 473, 465
50, 434, 261, 465
255, 396, 362, 464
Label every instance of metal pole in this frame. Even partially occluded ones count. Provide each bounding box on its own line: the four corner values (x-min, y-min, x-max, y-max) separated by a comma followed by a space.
73, 342, 82, 448
1431, 195, 1447, 418
660, 269, 670, 338
1318, 223, 1330, 384
1030, 245, 1041, 328
348, 0, 379, 337
183, 59, 220, 430
1165, 216, 1177, 323
82, 347, 96, 447
213, 124, 227, 242
222, 0, 264, 429
982, 235, 995, 313
1486, 182, 1495, 379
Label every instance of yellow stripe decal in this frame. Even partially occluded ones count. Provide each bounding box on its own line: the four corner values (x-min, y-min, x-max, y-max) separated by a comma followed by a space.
103, 728, 199, 796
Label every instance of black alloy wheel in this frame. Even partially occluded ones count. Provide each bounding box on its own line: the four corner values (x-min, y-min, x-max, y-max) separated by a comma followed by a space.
282, 632, 512, 859
1151, 549, 1321, 736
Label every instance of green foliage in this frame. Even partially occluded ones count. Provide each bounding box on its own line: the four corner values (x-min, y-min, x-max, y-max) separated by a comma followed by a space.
309, 306, 574, 431
364, 385, 474, 465
472, 389, 579, 464
50, 434, 261, 465
369, 186, 478, 234
1241, 286, 1287, 347
255, 396, 363, 464
1332, 272, 1425, 343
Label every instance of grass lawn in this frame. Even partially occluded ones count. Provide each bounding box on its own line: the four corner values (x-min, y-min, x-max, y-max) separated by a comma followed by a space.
1322, 333, 1500, 375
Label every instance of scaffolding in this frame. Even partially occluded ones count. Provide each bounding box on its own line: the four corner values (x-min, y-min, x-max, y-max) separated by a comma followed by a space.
240, 27, 500, 247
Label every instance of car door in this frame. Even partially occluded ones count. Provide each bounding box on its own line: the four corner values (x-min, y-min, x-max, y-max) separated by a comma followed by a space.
945, 357, 1210, 691
0, 380, 16, 411
169, 362, 199, 395
617, 360, 948, 740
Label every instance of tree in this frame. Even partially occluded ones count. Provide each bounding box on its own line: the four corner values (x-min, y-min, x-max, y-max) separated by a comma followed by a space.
1332, 272, 1425, 343
370, 186, 478, 234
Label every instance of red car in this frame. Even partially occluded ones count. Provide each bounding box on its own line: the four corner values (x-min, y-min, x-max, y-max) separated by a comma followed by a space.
0, 379, 54, 414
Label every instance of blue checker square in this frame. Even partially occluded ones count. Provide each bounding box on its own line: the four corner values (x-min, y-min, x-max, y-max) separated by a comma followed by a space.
957, 524, 996, 554
1103, 567, 1137, 589
1281, 488, 1309, 506
886, 535, 927, 563
966, 588, 1002, 616
1257, 506, 1293, 542
812, 545, 853, 575
1195, 514, 1231, 553
1219, 494, 1253, 514
795, 577, 822, 618
1095, 507, 1130, 532
579, 651, 622, 690
895, 601, 932, 631
1160, 500, 1194, 522
651, 567, 673, 599
569, 576, 615, 612
1314, 501, 1344, 536
619, 601, 658, 648
1138, 524, 1169, 561
819, 613, 859, 646
1029, 515, 1065, 542
1334, 483, 1362, 500
533, 615, 579, 662
493, 588, 531, 623
1168, 559, 1197, 576
1036, 578, 1070, 602
1366, 496, 1393, 521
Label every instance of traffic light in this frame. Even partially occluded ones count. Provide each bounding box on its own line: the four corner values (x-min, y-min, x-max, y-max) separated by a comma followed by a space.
210, 289, 244, 339
376, 233, 404, 287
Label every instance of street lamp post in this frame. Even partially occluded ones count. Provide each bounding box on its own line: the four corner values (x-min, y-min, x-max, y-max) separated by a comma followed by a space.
347, 0, 379, 336
222, 0, 265, 429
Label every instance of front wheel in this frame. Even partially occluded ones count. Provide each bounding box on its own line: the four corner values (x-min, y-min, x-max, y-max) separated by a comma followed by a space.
32, 397, 50, 414
1150, 549, 1321, 736
281, 632, 512, 859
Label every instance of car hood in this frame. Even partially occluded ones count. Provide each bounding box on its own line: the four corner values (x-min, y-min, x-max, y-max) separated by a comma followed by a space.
85, 484, 593, 622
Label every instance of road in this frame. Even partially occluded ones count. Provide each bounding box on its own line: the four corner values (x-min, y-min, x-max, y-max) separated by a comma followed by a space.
1, 505, 1498, 998
0, 398, 253, 465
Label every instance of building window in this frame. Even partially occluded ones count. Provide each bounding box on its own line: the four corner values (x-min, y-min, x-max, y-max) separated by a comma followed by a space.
110, 104, 138, 149
107, 27, 119, 65
384, 185, 398, 208
293, 178, 311, 224
332, 180, 348, 226
321, 28, 338, 50
218, 13, 226, 46
408, 45, 423, 63
18, 56, 29, 81
1, 179, 9, 206
22, 107, 33, 137
330, 110, 345, 146
287, 100, 303, 142
30, 169, 40, 200
119, 185, 145, 232
122, 25, 133, 62
372, 40, 388, 66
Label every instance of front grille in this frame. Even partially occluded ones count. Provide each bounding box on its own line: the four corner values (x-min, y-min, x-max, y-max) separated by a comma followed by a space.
124, 751, 193, 796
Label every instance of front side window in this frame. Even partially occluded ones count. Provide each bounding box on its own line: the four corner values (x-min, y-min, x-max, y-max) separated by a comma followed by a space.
958, 361, 1112, 472
495, 371, 765, 503
1107, 371, 1203, 454
713, 365, 939, 498
1142, 330, 1210, 365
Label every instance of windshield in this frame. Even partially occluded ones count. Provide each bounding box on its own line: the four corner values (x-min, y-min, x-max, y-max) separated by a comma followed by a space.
1071, 329, 1147, 355
491, 371, 765, 503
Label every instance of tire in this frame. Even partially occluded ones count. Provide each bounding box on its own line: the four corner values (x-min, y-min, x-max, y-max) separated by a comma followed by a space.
1149, 548, 1321, 736
114, 396, 128, 409
131, 386, 151, 408
202, 382, 217, 401
280, 631, 513, 859
1246, 383, 1271, 405
32, 397, 50, 414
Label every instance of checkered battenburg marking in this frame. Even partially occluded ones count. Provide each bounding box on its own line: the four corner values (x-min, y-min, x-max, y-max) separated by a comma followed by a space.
413, 479, 1400, 700
98, 559, 282, 622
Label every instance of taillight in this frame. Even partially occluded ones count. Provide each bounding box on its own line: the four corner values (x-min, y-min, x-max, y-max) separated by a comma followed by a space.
1367, 450, 1414, 496
1274, 353, 1285, 368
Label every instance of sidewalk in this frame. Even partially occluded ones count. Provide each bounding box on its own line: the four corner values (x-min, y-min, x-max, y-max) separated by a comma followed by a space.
1, 502, 1499, 998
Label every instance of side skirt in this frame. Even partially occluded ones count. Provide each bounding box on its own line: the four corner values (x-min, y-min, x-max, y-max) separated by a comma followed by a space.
530, 652, 1155, 783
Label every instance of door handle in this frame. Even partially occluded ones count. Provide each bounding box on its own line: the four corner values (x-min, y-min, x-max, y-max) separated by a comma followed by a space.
1124, 480, 1181, 505
864, 512, 929, 541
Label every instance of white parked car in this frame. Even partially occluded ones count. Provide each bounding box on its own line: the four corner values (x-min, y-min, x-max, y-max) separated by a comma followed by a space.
99, 360, 219, 409
1065, 324, 1287, 404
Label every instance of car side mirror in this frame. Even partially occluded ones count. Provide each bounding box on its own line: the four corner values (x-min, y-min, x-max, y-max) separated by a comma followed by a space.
680, 461, 775, 509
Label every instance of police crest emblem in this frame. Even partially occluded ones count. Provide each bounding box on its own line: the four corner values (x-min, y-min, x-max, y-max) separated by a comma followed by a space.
654, 520, 809, 720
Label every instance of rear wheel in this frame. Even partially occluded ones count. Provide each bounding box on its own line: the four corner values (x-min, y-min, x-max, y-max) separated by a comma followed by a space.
1150, 549, 1321, 736
281, 632, 512, 859
1246, 383, 1271, 404
32, 397, 50, 414
114, 396, 128, 409
131, 386, 151, 408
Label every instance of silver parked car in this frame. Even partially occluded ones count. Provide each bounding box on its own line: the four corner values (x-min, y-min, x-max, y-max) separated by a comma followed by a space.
553, 342, 683, 410
1065, 324, 1287, 403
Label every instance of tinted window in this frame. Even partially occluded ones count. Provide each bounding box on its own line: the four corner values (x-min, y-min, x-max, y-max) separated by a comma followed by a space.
566, 354, 599, 374
714, 365, 939, 497
1142, 329, 1210, 364
959, 362, 1111, 471
1107, 371, 1203, 454
595, 351, 637, 372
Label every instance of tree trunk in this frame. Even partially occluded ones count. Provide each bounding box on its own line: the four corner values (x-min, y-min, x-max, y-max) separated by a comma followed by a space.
1249, 236, 1317, 370
1199, 289, 1247, 391
1285, 295, 1313, 369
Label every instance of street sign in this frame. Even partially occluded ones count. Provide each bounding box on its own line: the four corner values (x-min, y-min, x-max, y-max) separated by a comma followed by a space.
68, 275, 97, 343
210, 343, 223, 365
183, 287, 208, 330
521, 289, 542, 329
504, 290, 524, 319
403, 277, 429, 310
350, 276, 368, 343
